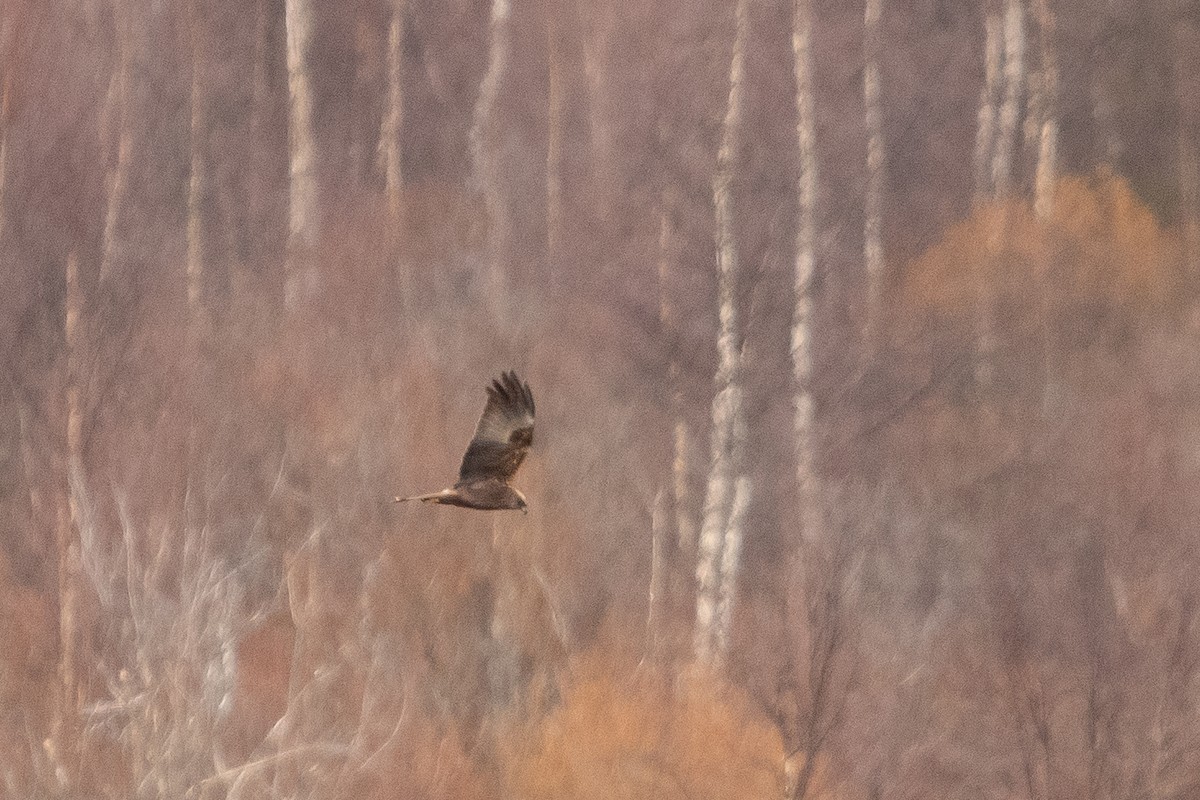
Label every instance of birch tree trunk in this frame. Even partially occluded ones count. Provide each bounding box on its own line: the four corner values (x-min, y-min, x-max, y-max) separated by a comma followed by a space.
695, 0, 750, 667
186, 0, 205, 319
51, 251, 84, 788
545, 4, 563, 276
671, 421, 696, 558
1029, 0, 1059, 403
248, 0, 271, 252
862, 0, 886, 349
791, 0, 820, 543
658, 189, 696, 653
253, 0, 270, 137
973, 9, 1003, 201
285, 0, 319, 255
977, 0, 1025, 390
1031, 0, 1057, 219
380, 0, 405, 220
662, 212, 696, 554
470, 0, 512, 300
0, 67, 9, 247
714, 473, 750, 658
647, 487, 668, 659
991, 0, 1025, 198
581, 6, 612, 204
99, 7, 133, 286
64, 264, 84, 666
1175, 13, 1200, 276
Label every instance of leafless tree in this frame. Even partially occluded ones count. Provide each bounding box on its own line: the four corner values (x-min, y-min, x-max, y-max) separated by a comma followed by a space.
186, 0, 206, 319
380, 0, 405, 221
974, 6, 1003, 200
285, 0, 319, 255
862, 0, 886, 348
695, 0, 751, 668
992, 0, 1026, 197
1031, 0, 1058, 219
470, 0, 512, 302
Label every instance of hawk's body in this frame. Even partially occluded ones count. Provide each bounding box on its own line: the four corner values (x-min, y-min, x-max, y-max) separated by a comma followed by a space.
396, 372, 535, 512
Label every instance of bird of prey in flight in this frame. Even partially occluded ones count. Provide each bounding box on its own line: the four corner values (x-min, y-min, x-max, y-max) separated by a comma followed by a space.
396, 371, 535, 513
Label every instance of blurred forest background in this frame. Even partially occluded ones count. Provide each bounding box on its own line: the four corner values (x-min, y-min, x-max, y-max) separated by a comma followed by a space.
3, 0, 1200, 797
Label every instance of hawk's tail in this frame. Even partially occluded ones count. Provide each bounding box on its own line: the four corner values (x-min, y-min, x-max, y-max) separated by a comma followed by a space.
394, 489, 452, 504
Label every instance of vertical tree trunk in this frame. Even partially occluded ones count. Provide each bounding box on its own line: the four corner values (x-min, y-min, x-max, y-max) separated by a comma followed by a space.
252, 0, 270, 137
791, 0, 820, 543
785, 2, 823, 786
647, 487, 667, 659
186, 0, 205, 319
696, 0, 750, 667
977, 0, 1025, 390
1175, 12, 1200, 276
991, 0, 1025, 197
284, 0, 319, 255
52, 251, 84, 788
862, 0, 886, 349
380, 0, 405, 220
248, 0, 271, 260
973, 9, 1003, 201
714, 473, 750, 657
658, 189, 696, 655
545, 3, 564, 278
1031, 0, 1057, 219
0, 71, 8, 247
99, 7, 133, 286
671, 421, 696, 558
470, 0, 512, 300
1029, 0, 1058, 403
184, 0, 208, 516
581, 5, 612, 204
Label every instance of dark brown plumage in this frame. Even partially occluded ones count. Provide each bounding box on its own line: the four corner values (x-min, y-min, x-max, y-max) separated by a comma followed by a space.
395, 371, 535, 512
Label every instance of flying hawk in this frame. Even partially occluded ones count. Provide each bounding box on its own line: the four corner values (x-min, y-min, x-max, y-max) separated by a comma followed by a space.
396, 371, 535, 513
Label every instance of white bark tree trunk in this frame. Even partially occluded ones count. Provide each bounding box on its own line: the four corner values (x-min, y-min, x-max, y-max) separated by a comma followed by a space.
545, 6, 563, 273
253, 0, 270, 133
186, 2, 205, 319
470, 0, 512, 300
976, 1, 1026, 390
973, 9, 1003, 201
0, 69, 8, 247
791, 0, 821, 543
99, 9, 133, 286
658, 194, 697, 561
648, 487, 667, 657
285, 0, 319, 253
1031, 0, 1057, 219
696, 0, 750, 668
1175, 15, 1200, 276
582, 6, 612, 199
862, 0, 886, 348
991, 0, 1025, 198
52, 251, 84, 788
672, 420, 696, 553
380, 0, 405, 220
714, 474, 750, 657
65, 256, 83, 659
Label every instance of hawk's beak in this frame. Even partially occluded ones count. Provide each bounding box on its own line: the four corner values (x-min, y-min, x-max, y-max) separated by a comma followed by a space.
521, 505, 528, 515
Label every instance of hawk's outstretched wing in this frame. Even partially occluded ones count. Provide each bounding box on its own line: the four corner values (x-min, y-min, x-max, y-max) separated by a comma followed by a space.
457, 371, 535, 484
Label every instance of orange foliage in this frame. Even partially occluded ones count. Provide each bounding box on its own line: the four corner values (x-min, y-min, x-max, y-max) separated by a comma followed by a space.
506, 653, 785, 800
905, 172, 1182, 315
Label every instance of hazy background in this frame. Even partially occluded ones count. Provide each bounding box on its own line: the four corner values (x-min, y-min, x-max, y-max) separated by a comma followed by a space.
2, 0, 1200, 798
